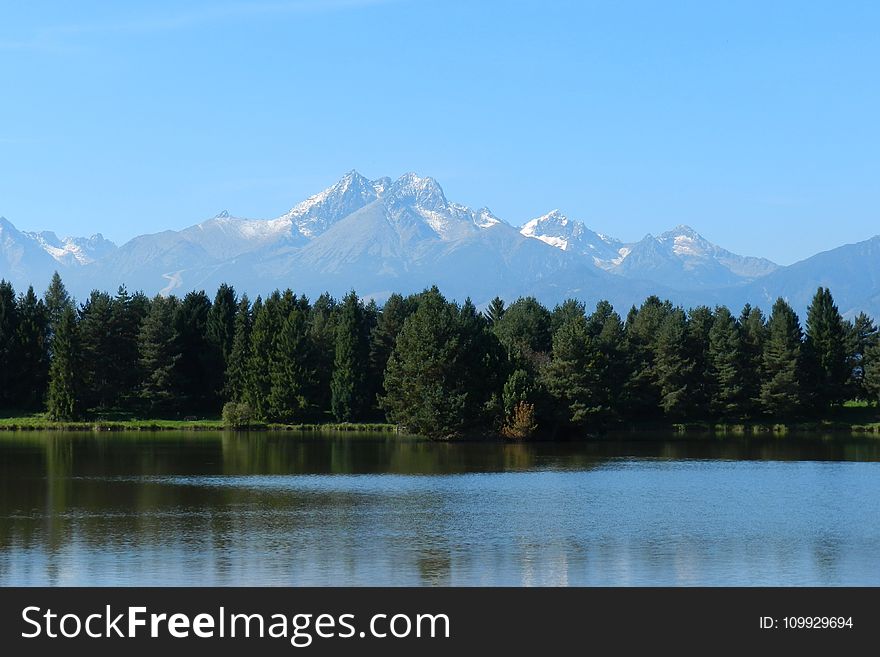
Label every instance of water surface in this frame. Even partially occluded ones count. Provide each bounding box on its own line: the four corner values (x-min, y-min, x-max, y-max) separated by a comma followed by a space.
1, 431, 879, 586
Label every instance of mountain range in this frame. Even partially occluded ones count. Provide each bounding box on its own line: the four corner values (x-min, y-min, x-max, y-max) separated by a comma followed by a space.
1, 170, 878, 319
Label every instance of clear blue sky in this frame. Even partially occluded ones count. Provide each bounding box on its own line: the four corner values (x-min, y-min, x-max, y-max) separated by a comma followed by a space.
1, 0, 878, 264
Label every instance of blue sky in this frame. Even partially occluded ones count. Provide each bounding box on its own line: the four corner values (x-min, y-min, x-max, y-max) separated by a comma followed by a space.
1, 0, 877, 264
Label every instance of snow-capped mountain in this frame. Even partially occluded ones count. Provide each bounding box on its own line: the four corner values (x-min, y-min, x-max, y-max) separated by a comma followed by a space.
520, 214, 779, 290
1, 171, 877, 318
520, 210, 625, 264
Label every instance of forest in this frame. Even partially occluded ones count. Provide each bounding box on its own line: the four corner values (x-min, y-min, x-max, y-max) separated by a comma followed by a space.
1, 272, 879, 439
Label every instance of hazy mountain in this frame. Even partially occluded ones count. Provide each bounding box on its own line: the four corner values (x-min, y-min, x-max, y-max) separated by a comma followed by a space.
521, 216, 778, 290
0, 172, 877, 318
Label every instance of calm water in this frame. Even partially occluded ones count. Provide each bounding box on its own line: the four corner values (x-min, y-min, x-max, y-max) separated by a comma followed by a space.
1, 431, 879, 586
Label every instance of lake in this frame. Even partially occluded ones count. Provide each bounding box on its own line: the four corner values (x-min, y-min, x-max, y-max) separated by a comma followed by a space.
1, 431, 879, 586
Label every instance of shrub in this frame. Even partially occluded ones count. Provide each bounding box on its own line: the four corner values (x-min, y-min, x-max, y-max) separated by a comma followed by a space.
222, 401, 253, 429
501, 401, 538, 440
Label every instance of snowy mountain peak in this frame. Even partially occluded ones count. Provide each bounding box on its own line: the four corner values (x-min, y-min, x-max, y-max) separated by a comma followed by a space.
281, 170, 384, 239
214, 210, 231, 219
388, 172, 448, 210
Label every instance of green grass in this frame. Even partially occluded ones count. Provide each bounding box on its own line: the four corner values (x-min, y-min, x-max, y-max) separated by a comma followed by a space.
0, 413, 398, 433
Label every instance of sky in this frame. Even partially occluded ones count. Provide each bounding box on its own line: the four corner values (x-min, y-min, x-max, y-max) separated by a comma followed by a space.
0, 0, 878, 265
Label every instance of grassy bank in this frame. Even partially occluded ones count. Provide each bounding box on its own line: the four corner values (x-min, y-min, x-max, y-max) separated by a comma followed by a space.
0, 414, 398, 433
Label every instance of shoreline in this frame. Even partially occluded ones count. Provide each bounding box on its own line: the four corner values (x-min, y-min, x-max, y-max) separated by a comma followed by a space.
0, 417, 878, 436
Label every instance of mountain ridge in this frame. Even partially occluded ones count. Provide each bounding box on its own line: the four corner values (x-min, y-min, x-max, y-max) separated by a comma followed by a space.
0, 172, 877, 319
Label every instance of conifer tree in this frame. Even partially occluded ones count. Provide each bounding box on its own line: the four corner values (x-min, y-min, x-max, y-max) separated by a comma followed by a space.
108, 286, 147, 406
0, 280, 18, 408
485, 296, 505, 327
864, 340, 880, 404
268, 304, 314, 422
245, 296, 274, 419
708, 306, 744, 418
78, 290, 114, 409
225, 294, 252, 401
846, 312, 878, 400
15, 286, 49, 409
331, 291, 370, 422
686, 305, 714, 418
760, 298, 803, 417
655, 308, 693, 418
173, 291, 214, 411
207, 284, 237, 398
738, 304, 766, 418
139, 296, 181, 414
623, 296, 672, 418
381, 288, 494, 438
308, 292, 338, 416
43, 271, 71, 346
803, 287, 848, 410
47, 305, 81, 420
542, 312, 596, 427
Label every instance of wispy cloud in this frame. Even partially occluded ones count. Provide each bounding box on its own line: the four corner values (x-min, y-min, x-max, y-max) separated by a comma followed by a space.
0, 0, 400, 51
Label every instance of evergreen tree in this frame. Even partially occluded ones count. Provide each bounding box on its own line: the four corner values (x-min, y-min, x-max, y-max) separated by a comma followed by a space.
381, 288, 495, 438
708, 306, 744, 418
207, 284, 237, 397
138, 296, 181, 414
173, 291, 214, 412
484, 296, 505, 327
330, 291, 370, 422
308, 292, 338, 416
686, 305, 714, 418
542, 312, 597, 428
760, 298, 803, 417
846, 312, 878, 400
803, 287, 848, 410
267, 304, 314, 422
368, 293, 416, 406
622, 296, 673, 418
43, 271, 71, 345
108, 286, 147, 407
738, 304, 767, 418
225, 294, 252, 401
15, 286, 49, 409
551, 299, 587, 334
864, 340, 880, 404
245, 296, 274, 419
493, 296, 552, 372
0, 280, 18, 408
46, 305, 81, 420
654, 308, 693, 418
78, 290, 114, 409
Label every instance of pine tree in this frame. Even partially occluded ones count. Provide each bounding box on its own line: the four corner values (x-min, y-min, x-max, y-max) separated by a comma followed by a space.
864, 340, 880, 404
43, 271, 71, 346
708, 306, 744, 419
846, 312, 878, 400
760, 298, 803, 417
738, 304, 767, 418
381, 288, 494, 438
139, 296, 181, 414
78, 290, 114, 409
623, 296, 673, 418
15, 286, 49, 410
368, 293, 416, 406
267, 304, 314, 422
493, 296, 552, 372
0, 280, 19, 408
484, 296, 505, 327
542, 313, 596, 427
245, 296, 273, 419
803, 287, 848, 410
47, 305, 81, 420
308, 292, 338, 416
686, 305, 714, 418
108, 286, 147, 407
173, 291, 214, 412
225, 294, 252, 401
330, 291, 370, 422
655, 308, 693, 419
207, 284, 237, 398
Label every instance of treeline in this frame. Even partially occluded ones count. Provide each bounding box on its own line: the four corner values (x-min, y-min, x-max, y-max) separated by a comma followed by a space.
1, 273, 879, 438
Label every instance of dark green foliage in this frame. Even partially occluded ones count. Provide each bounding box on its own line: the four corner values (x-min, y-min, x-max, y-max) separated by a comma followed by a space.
493, 296, 552, 372
846, 312, 878, 400
308, 292, 338, 416
47, 305, 81, 420
207, 284, 237, 397
655, 308, 694, 419
865, 339, 880, 403
551, 298, 587, 334
368, 293, 416, 405
267, 298, 315, 422
622, 296, 673, 419
380, 288, 498, 439
78, 290, 115, 409
686, 305, 714, 417
760, 298, 803, 417
108, 286, 148, 406
331, 291, 371, 421
484, 296, 505, 327
708, 306, 744, 418
0, 280, 19, 407
173, 291, 215, 411
738, 304, 766, 418
43, 271, 71, 345
139, 296, 181, 413
225, 295, 252, 401
15, 286, 49, 410
803, 287, 849, 410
